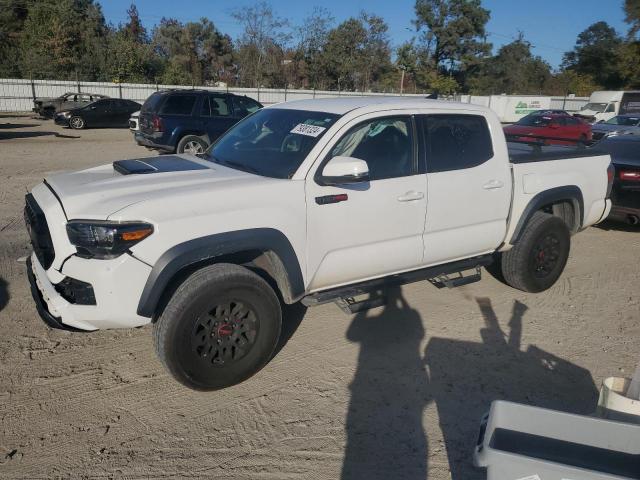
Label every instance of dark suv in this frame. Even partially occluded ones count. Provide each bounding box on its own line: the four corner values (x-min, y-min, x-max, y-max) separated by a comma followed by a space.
136, 89, 263, 154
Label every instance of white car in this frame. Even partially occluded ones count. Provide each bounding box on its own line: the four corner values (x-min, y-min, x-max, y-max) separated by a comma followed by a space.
25, 97, 613, 390
129, 110, 140, 131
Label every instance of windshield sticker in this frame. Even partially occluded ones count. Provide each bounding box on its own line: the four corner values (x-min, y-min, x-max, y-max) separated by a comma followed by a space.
290, 123, 326, 137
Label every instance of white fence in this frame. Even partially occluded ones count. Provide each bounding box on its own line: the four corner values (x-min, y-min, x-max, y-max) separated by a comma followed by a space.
0, 78, 589, 121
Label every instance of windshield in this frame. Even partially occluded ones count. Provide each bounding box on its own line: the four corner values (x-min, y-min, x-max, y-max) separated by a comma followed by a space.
516, 115, 552, 127
581, 103, 607, 112
206, 108, 340, 179
604, 116, 640, 126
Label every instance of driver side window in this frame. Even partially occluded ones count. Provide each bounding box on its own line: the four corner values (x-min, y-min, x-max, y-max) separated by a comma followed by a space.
329, 116, 414, 181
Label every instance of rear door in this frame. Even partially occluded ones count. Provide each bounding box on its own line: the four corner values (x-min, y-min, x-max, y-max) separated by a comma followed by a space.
418, 113, 511, 265
200, 94, 237, 141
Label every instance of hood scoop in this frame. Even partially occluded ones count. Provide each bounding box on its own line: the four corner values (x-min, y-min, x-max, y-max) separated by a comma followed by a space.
113, 156, 209, 175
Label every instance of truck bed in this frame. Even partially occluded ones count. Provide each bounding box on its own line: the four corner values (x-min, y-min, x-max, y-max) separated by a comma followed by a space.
508, 142, 604, 164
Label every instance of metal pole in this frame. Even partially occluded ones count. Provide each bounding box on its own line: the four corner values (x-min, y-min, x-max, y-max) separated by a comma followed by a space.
118, 81, 122, 99
76, 71, 81, 93
284, 84, 287, 101
400, 69, 405, 95
30, 74, 36, 106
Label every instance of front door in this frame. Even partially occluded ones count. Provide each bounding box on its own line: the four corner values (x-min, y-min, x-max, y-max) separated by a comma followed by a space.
418, 113, 511, 265
305, 115, 427, 291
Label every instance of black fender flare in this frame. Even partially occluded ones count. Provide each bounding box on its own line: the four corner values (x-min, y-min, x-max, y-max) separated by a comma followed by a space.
136, 228, 305, 317
510, 185, 584, 244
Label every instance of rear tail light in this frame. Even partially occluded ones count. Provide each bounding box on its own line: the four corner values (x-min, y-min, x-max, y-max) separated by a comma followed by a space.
620, 170, 640, 181
152, 115, 163, 132
606, 164, 614, 198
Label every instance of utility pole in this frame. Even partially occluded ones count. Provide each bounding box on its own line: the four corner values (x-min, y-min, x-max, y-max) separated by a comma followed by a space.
399, 67, 406, 95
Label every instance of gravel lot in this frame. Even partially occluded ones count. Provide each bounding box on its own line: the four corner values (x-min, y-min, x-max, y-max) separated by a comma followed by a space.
0, 116, 638, 479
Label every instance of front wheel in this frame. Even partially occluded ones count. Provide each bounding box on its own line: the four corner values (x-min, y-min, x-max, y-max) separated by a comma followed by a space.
153, 263, 282, 390
501, 211, 570, 293
69, 116, 85, 129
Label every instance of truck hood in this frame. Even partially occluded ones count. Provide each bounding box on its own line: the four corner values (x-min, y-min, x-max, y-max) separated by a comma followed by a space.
45, 155, 257, 219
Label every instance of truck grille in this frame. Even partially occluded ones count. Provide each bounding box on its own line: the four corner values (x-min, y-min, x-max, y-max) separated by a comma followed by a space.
24, 194, 55, 269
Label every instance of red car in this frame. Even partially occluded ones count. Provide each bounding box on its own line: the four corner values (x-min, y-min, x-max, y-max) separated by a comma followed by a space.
504, 113, 592, 145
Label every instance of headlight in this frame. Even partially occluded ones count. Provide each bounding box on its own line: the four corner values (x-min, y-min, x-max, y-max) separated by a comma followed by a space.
66, 221, 154, 259
61, 111, 71, 118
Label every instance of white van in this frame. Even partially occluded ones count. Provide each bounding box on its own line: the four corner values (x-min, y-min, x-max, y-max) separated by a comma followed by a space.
577, 91, 640, 123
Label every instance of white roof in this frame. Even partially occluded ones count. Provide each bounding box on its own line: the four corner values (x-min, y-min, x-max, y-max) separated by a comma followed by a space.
268, 96, 489, 115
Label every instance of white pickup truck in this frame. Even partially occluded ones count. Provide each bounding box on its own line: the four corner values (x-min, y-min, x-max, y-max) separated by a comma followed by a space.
25, 97, 613, 390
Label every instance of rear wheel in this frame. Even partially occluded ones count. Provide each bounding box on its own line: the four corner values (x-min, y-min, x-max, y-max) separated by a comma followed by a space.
153, 264, 282, 390
177, 135, 208, 155
501, 211, 570, 293
69, 116, 85, 129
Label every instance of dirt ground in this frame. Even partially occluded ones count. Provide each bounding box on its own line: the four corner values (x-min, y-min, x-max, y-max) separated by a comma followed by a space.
0, 115, 638, 480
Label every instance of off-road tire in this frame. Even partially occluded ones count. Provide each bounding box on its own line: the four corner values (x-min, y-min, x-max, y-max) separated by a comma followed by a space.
153, 263, 282, 390
501, 211, 570, 293
69, 116, 85, 129
176, 135, 208, 155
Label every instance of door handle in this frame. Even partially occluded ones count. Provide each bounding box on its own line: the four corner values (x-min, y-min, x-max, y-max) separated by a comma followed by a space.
397, 191, 424, 202
483, 180, 504, 190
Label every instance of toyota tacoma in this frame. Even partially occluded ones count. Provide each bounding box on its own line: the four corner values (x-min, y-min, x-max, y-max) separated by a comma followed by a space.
25, 97, 613, 390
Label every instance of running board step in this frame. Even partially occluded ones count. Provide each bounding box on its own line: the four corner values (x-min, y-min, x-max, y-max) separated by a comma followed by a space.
429, 266, 482, 289
334, 295, 387, 314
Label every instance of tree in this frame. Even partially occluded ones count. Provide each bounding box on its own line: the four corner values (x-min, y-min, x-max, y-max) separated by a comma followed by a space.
468, 34, 551, 94
625, 0, 640, 38
562, 22, 624, 89
413, 0, 490, 74
18, 0, 109, 80
106, 4, 158, 83
0, 0, 30, 77
152, 18, 233, 85
321, 14, 393, 91
231, 1, 290, 87
296, 7, 334, 88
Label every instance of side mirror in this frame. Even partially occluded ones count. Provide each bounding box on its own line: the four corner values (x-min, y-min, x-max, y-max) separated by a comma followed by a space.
321, 156, 369, 185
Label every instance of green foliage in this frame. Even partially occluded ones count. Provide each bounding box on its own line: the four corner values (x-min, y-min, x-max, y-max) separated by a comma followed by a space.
562, 22, 624, 89
625, 0, 640, 38
414, 0, 491, 72
152, 17, 233, 86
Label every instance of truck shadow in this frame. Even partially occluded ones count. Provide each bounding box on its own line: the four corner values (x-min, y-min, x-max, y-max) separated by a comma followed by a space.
0, 277, 8, 313
342, 287, 430, 480
0, 130, 80, 140
426, 297, 598, 480
342, 292, 598, 480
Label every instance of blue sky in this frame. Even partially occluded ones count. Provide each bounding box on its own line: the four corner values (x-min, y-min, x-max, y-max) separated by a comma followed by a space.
101, 0, 629, 70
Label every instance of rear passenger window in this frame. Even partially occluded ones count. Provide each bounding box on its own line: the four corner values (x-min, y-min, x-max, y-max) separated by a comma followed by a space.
421, 115, 493, 173
202, 95, 231, 117
160, 95, 197, 115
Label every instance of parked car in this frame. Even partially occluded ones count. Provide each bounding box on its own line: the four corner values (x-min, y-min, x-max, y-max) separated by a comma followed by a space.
504, 113, 592, 145
129, 110, 140, 132
136, 89, 263, 154
594, 135, 640, 225
25, 97, 613, 390
54, 98, 141, 129
592, 114, 640, 141
33, 92, 108, 118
